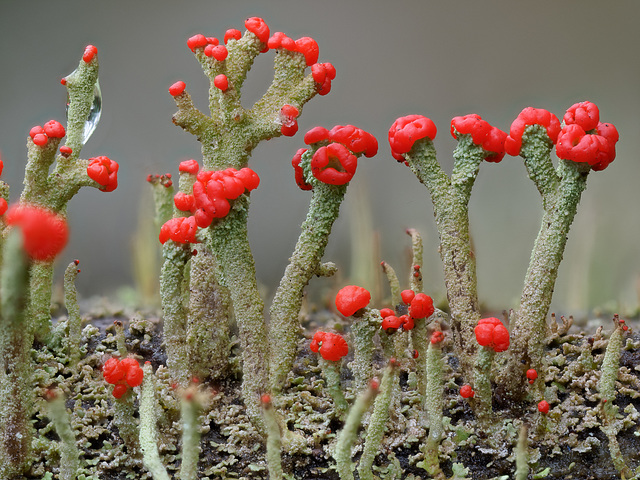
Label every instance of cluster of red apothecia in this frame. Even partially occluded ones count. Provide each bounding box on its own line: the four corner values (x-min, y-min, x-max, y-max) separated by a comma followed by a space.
157, 160, 260, 245
169, 17, 336, 137
102, 357, 144, 399
389, 101, 619, 171
380, 288, 435, 334
27, 118, 119, 192
292, 125, 378, 189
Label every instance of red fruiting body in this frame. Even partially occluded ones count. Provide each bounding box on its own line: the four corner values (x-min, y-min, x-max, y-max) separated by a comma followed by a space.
214, 74, 229, 91
311, 143, 357, 185
187, 34, 208, 52
381, 315, 402, 333
538, 400, 550, 414
292, 148, 312, 191
431, 331, 444, 344
295, 37, 319, 65
206, 45, 228, 61
504, 107, 561, 156
401, 289, 416, 305
412, 350, 419, 359
261, 394, 271, 404
328, 125, 378, 158
103, 357, 144, 398
370, 378, 380, 390
174, 192, 196, 213
43, 120, 65, 138
191, 167, 260, 228
59, 146, 72, 157
245, 17, 270, 44
87, 156, 119, 192
556, 124, 616, 170
310, 331, 348, 362
5, 204, 69, 261
450, 114, 508, 162
32, 133, 48, 146
556, 102, 618, 171
206, 37, 219, 46
335, 285, 371, 316
563, 101, 600, 132
401, 315, 414, 331
460, 384, 475, 398
312, 63, 336, 95
388, 115, 437, 161
169, 81, 186, 97
474, 317, 510, 352
268, 32, 297, 51
159, 216, 199, 245
60, 78, 67, 86
0, 199, 7, 216
526, 369, 538, 382
29, 126, 45, 139
280, 104, 299, 137
125, 364, 144, 388
83, 45, 98, 63
179, 159, 199, 174
112, 384, 128, 399
304, 126, 330, 145
224, 29, 242, 43
409, 293, 435, 319
379, 308, 395, 318
102, 358, 125, 384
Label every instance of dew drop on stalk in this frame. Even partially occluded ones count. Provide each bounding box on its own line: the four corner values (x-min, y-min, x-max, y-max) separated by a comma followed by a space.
66, 75, 102, 144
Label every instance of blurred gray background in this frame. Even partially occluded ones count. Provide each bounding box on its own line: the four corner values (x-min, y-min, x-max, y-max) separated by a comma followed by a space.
1, 1, 638, 315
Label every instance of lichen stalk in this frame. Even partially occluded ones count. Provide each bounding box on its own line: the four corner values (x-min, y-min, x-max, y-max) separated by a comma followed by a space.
515, 425, 529, 480
206, 201, 268, 432
357, 364, 398, 480
418, 331, 445, 478
0, 230, 33, 478
319, 357, 349, 418
63, 261, 82, 363
407, 228, 424, 293
262, 396, 283, 480
159, 242, 191, 385
334, 382, 378, 480
47, 391, 80, 480
179, 389, 202, 480
139, 363, 170, 480
187, 248, 231, 381
113, 394, 140, 456
269, 176, 348, 392
349, 309, 379, 392
405, 136, 484, 380
597, 317, 633, 477
505, 158, 590, 395
473, 346, 495, 423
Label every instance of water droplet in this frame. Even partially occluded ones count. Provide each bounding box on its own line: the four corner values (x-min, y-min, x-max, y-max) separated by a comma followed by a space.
66, 77, 102, 145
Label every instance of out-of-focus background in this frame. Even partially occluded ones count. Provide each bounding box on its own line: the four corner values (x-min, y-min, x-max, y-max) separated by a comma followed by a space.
1, 1, 638, 315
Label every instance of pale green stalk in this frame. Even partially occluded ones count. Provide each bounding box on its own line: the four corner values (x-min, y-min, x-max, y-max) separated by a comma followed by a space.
48, 392, 80, 480
139, 363, 170, 480
358, 365, 398, 480
334, 383, 378, 480
270, 170, 348, 393
0, 231, 33, 478
405, 136, 485, 380
504, 126, 591, 397
64, 261, 82, 364
263, 398, 283, 480
179, 390, 202, 480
